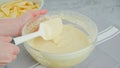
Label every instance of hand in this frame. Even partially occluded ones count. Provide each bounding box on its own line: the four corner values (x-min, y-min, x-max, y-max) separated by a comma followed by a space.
0, 10, 47, 36
0, 36, 19, 66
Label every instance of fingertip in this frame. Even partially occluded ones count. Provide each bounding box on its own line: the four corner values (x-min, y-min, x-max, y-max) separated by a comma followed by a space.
39, 9, 48, 14
32, 9, 47, 17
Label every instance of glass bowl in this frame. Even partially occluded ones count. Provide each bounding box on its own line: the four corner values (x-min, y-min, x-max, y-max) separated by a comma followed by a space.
22, 11, 98, 68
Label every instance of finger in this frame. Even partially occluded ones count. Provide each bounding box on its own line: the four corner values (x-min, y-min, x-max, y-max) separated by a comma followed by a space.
29, 10, 47, 24
0, 54, 13, 64
0, 55, 16, 63
17, 10, 47, 36
32, 9, 47, 17
0, 36, 12, 42
19, 9, 47, 23
1, 42, 20, 55
0, 52, 17, 64
0, 60, 12, 65
39, 9, 48, 15
0, 63, 7, 66
12, 45, 20, 55
7, 43, 20, 55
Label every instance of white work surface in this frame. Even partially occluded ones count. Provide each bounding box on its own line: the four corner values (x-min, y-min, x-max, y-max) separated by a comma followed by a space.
2, 0, 120, 68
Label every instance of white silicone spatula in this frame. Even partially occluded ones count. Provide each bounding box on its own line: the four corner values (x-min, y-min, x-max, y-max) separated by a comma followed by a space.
12, 17, 63, 45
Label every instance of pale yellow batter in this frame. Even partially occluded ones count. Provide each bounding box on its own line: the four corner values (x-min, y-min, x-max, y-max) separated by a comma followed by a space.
27, 24, 89, 53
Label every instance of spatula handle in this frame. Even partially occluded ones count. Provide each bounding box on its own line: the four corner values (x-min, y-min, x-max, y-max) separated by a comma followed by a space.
12, 32, 40, 45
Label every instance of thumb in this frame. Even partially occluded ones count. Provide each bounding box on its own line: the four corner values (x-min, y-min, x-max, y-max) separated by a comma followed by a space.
19, 10, 47, 25
15, 10, 47, 36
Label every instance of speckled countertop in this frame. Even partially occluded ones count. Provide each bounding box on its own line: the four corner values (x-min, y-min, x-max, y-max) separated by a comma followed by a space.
2, 0, 120, 68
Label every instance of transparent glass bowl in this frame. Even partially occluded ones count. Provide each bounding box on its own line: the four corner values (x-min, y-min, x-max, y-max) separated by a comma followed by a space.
22, 11, 98, 68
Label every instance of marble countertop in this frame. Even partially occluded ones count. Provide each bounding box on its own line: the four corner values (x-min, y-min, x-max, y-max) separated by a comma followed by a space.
2, 0, 120, 68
